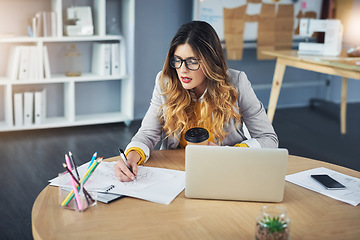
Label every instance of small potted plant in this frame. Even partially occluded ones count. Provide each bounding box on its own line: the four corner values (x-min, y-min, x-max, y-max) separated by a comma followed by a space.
255, 206, 290, 240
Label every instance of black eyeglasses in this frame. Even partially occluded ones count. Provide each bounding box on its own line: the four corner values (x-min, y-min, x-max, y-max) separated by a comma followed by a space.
170, 57, 201, 71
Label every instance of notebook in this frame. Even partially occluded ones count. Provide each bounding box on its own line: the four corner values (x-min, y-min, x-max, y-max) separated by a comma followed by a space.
185, 145, 288, 202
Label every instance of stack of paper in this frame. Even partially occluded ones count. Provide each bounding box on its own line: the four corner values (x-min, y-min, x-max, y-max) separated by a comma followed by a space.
50, 161, 185, 205
286, 167, 360, 206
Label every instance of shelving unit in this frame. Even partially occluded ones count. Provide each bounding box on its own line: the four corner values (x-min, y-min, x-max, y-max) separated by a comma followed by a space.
0, 0, 134, 132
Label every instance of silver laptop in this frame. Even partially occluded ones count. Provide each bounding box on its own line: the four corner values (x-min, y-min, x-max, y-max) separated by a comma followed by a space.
185, 145, 288, 202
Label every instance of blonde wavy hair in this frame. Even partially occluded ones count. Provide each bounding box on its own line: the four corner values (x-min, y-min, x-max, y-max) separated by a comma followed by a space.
159, 21, 241, 143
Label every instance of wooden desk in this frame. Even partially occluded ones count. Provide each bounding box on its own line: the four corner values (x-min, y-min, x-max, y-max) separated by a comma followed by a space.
263, 50, 360, 134
32, 149, 360, 240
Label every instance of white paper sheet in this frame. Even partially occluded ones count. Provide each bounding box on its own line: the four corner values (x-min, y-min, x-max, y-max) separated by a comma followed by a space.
95, 162, 185, 204
110, 168, 185, 205
285, 167, 360, 206
94, 162, 175, 191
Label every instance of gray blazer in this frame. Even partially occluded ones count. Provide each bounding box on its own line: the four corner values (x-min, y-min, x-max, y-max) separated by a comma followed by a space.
126, 69, 278, 162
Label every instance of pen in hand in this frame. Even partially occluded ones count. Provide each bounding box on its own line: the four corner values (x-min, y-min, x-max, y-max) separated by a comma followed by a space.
118, 148, 135, 175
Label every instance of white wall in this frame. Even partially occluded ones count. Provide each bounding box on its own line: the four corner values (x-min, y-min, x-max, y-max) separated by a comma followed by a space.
133, 0, 193, 119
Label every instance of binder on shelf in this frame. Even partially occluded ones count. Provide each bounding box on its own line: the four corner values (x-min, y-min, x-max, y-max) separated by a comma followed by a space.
34, 89, 46, 125
51, 11, 57, 37
92, 43, 111, 76
34, 46, 40, 79
43, 46, 51, 79
8, 45, 50, 80
28, 46, 38, 80
42, 11, 52, 37
18, 46, 31, 80
36, 12, 42, 37
6, 46, 21, 80
13, 92, 23, 127
111, 43, 120, 76
32, 12, 42, 37
31, 11, 56, 37
30, 17, 36, 37
23, 91, 34, 126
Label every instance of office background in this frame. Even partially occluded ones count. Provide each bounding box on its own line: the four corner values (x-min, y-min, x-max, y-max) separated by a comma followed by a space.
0, 0, 359, 120
132, 0, 360, 120
0, 0, 359, 239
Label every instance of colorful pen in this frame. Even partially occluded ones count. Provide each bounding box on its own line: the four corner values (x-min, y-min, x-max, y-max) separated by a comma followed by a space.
65, 154, 83, 211
88, 152, 97, 169
62, 158, 103, 207
62, 163, 94, 203
68, 151, 80, 180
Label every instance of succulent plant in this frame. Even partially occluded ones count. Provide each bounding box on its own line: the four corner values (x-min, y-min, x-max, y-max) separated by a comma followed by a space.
260, 216, 288, 233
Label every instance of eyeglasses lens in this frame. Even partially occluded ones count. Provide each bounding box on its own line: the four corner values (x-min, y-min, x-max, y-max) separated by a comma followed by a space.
170, 57, 199, 71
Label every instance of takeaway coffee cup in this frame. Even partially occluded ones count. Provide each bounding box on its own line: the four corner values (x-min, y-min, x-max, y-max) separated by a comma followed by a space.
185, 127, 209, 145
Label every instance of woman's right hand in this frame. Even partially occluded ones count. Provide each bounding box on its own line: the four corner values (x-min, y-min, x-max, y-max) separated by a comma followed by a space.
113, 150, 140, 182
207, 141, 218, 146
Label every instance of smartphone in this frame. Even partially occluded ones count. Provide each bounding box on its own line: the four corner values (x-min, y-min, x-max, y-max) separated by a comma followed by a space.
311, 174, 346, 190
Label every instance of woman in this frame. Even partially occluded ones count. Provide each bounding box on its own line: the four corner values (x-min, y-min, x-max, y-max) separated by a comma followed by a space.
114, 21, 278, 181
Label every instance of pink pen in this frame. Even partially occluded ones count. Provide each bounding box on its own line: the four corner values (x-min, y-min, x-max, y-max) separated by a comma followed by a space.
65, 154, 83, 211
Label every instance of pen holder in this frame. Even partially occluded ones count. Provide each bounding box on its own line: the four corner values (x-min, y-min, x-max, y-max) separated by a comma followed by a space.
58, 172, 97, 212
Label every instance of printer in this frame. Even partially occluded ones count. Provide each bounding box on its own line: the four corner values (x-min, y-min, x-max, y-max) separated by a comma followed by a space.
298, 19, 343, 56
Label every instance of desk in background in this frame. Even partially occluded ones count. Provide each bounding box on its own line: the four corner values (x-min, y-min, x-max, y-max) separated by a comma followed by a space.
32, 149, 360, 240
263, 50, 360, 134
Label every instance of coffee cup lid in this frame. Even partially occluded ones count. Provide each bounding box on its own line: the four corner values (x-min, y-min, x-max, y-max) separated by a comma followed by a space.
185, 127, 209, 143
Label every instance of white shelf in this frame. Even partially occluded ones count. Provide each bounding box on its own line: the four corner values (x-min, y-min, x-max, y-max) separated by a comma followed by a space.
0, 0, 135, 132
0, 111, 130, 132
0, 73, 128, 84
0, 35, 123, 43
0, 117, 67, 132
51, 73, 128, 82
0, 121, 8, 130
75, 112, 129, 124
